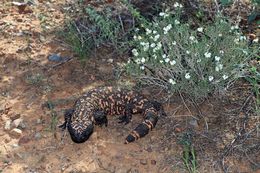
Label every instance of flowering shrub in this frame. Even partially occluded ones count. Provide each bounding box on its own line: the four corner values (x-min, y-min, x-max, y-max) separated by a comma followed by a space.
125, 3, 255, 99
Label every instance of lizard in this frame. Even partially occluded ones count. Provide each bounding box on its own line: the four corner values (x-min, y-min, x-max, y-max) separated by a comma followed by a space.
59, 86, 166, 144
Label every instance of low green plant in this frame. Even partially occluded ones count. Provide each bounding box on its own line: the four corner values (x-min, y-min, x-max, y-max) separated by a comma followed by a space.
125, 2, 257, 100
26, 73, 44, 86
179, 131, 198, 173
63, 6, 127, 60
245, 65, 260, 114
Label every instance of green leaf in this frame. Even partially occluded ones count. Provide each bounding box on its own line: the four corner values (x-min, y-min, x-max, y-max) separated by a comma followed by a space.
220, 0, 232, 5
248, 11, 259, 23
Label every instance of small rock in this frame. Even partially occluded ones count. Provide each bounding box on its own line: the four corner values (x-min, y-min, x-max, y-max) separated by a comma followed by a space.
39, 35, 45, 42
4, 120, 12, 131
16, 18, 23, 22
18, 121, 26, 129
12, 118, 23, 128
3, 134, 11, 143
12, 143, 19, 148
189, 118, 199, 128
107, 58, 113, 63
18, 136, 30, 145
10, 114, 21, 121
140, 159, 147, 165
34, 132, 41, 140
48, 54, 63, 62
146, 147, 152, 152
36, 119, 41, 124
10, 128, 22, 138
151, 160, 156, 165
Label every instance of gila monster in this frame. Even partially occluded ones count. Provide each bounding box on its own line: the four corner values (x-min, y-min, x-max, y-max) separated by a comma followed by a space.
59, 86, 166, 144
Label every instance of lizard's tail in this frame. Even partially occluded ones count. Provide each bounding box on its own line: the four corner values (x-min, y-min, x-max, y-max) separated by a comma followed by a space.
125, 101, 166, 144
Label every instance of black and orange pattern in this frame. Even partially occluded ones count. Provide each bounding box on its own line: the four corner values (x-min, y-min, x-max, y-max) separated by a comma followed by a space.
59, 87, 165, 144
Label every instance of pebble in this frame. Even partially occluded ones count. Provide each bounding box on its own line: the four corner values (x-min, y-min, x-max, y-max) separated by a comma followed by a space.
36, 118, 41, 124
10, 114, 21, 121
140, 159, 147, 165
48, 54, 64, 62
3, 134, 11, 143
189, 118, 199, 128
4, 120, 12, 131
151, 160, 156, 165
107, 58, 114, 63
146, 147, 152, 152
12, 143, 19, 148
18, 121, 26, 129
12, 118, 23, 128
18, 136, 30, 145
34, 132, 41, 140
10, 128, 22, 138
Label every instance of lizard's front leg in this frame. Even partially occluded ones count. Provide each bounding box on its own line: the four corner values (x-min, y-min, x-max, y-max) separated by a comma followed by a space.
58, 109, 74, 130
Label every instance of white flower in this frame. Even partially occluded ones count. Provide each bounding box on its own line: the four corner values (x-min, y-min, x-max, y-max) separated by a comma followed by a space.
153, 30, 157, 34
159, 60, 163, 63
174, 2, 179, 8
175, 19, 180, 25
132, 49, 139, 57
168, 79, 176, 85
157, 42, 162, 49
219, 50, 224, 54
189, 35, 195, 41
208, 76, 214, 82
165, 58, 170, 63
197, 27, 203, 32
215, 56, 220, 61
174, 2, 183, 8
150, 43, 156, 48
234, 38, 240, 44
172, 41, 177, 45
185, 73, 191, 79
222, 75, 228, 80
140, 66, 145, 70
240, 35, 246, 41
133, 35, 137, 40
135, 58, 141, 64
253, 37, 259, 43
242, 50, 248, 55
174, 2, 180, 8
141, 57, 146, 63
215, 64, 223, 72
204, 52, 212, 58
197, 59, 201, 63
163, 24, 172, 34
162, 54, 167, 59
138, 36, 142, 40
154, 34, 160, 41
170, 60, 176, 65
145, 28, 152, 35
186, 50, 190, 54
218, 33, 222, 37
140, 42, 145, 46
159, 12, 165, 16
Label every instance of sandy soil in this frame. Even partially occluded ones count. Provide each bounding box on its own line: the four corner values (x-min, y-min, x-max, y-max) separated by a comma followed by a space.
0, 0, 259, 173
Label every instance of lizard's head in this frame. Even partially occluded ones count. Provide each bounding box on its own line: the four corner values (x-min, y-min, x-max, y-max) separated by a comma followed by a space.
67, 119, 94, 143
